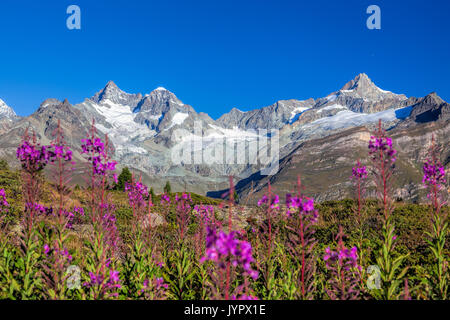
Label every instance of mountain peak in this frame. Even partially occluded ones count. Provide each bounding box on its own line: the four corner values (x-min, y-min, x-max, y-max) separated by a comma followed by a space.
91, 81, 142, 107
422, 92, 445, 105
336, 73, 406, 103
341, 73, 375, 91
105, 80, 118, 88
0, 98, 17, 120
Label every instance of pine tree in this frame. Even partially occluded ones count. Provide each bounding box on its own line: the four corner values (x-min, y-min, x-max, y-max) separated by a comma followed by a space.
116, 167, 132, 191
149, 187, 156, 200
164, 181, 171, 194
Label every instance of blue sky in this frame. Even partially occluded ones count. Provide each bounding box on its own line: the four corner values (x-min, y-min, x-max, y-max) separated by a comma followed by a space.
0, 0, 449, 118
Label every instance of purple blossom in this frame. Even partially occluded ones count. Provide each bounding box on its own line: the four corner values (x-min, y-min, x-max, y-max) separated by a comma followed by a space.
125, 181, 149, 209
16, 140, 54, 172
175, 192, 193, 203
0, 189, 9, 212
193, 205, 215, 225
422, 160, 446, 188
201, 227, 258, 280
368, 135, 397, 164
83, 269, 121, 292
81, 137, 116, 176
74, 206, 85, 217
51, 143, 73, 161
160, 194, 171, 205
324, 246, 359, 271
352, 161, 368, 180
285, 194, 319, 223
43, 244, 73, 262
25, 202, 53, 216
257, 194, 280, 209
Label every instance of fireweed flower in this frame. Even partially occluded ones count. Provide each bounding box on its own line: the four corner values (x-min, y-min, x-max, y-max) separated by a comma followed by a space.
422, 161, 446, 190
352, 161, 368, 180
323, 227, 361, 300
0, 189, 9, 212
257, 194, 280, 209
74, 206, 85, 216
51, 143, 73, 162
175, 192, 192, 202
140, 277, 169, 300
43, 244, 73, 263
83, 269, 121, 294
368, 135, 397, 164
193, 205, 215, 225
16, 140, 55, 172
160, 193, 171, 205
43, 244, 50, 255
25, 203, 53, 216
81, 137, 117, 176
324, 246, 360, 271
201, 227, 258, 280
125, 181, 149, 209
285, 194, 318, 223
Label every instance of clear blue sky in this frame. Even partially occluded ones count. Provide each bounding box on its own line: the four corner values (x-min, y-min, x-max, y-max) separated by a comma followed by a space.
0, 0, 449, 118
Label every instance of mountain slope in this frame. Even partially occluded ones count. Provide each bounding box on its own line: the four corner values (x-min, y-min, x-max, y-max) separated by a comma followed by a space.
0, 74, 448, 201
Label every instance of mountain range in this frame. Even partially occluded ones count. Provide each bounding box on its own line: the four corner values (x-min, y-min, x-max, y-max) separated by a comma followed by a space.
0, 73, 448, 203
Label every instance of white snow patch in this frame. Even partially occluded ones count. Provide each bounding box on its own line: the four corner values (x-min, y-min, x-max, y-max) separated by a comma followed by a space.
172, 112, 189, 125
148, 114, 163, 121
86, 99, 154, 156
164, 112, 189, 130
310, 106, 412, 130
326, 94, 337, 102
289, 107, 310, 124
316, 104, 347, 113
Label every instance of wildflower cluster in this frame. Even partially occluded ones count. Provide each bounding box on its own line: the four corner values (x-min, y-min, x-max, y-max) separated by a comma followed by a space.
194, 205, 215, 223
423, 161, 446, 189
43, 244, 73, 262
368, 135, 397, 164
84, 270, 121, 295
257, 194, 280, 209
125, 181, 149, 209
1, 118, 448, 301
201, 227, 258, 280
0, 189, 9, 212
352, 161, 368, 180
323, 227, 361, 300
81, 137, 117, 176
285, 194, 318, 222
50, 144, 73, 162
324, 246, 359, 270
160, 193, 171, 205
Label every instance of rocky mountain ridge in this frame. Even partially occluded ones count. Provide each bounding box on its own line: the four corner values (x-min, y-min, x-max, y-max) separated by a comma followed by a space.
0, 74, 448, 201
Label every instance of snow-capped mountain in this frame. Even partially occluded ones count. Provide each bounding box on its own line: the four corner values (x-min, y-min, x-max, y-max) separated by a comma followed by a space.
0, 74, 448, 200
0, 99, 18, 121
216, 98, 315, 130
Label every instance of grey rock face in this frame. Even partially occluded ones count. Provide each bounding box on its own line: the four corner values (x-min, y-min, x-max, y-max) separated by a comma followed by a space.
216, 98, 315, 130
0, 74, 448, 201
91, 81, 143, 109
407, 92, 450, 123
